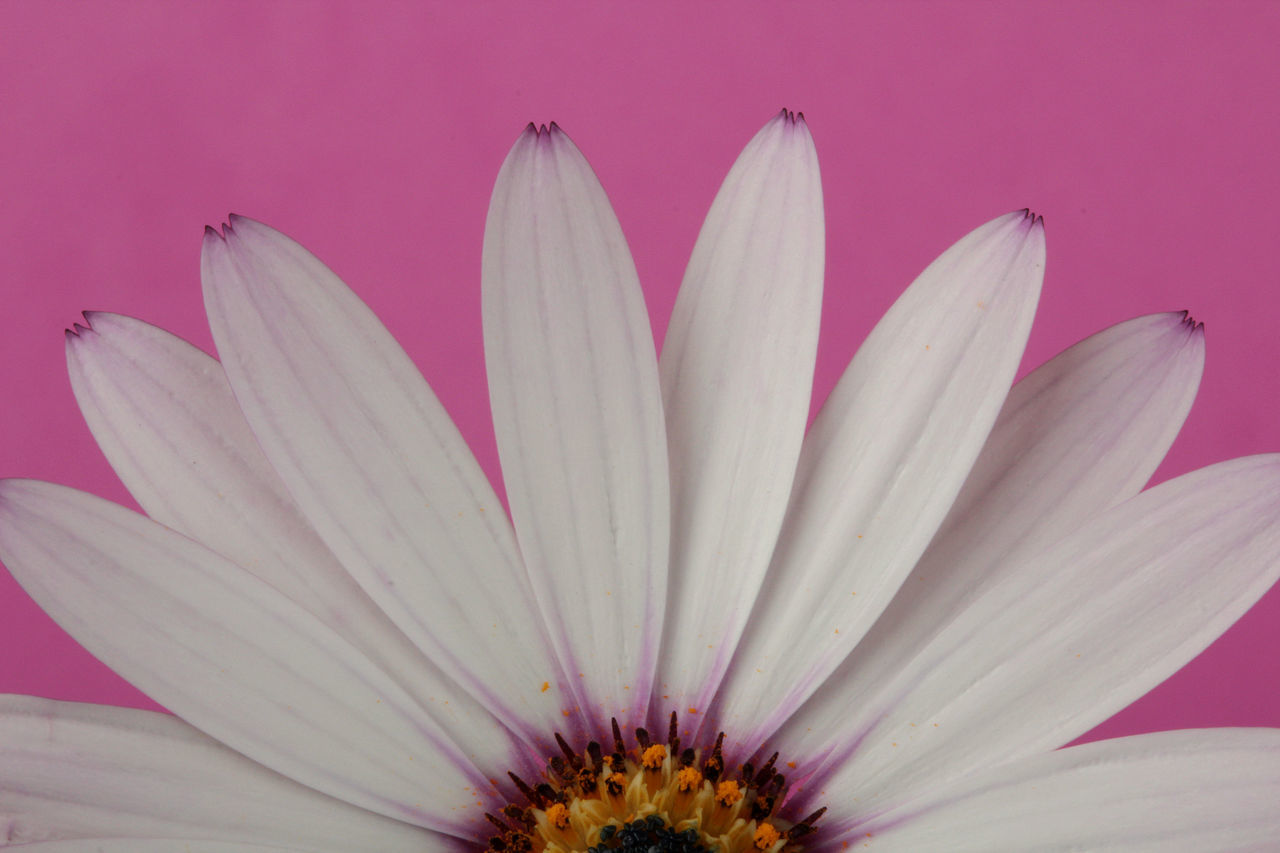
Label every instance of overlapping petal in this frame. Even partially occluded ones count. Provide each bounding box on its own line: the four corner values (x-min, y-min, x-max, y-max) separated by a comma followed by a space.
657, 110, 824, 722
775, 311, 1205, 760
796, 454, 1280, 817
200, 217, 568, 745
712, 211, 1046, 747
0, 695, 435, 851
0, 481, 495, 837
482, 124, 669, 728
822, 729, 1280, 851
65, 313, 531, 776
9, 842, 310, 853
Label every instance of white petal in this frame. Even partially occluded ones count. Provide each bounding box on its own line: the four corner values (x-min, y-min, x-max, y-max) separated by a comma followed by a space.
200, 217, 570, 744
775, 312, 1205, 759
65, 313, 529, 773
795, 455, 1280, 818
7, 842, 311, 853
0, 695, 435, 851
712, 212, 1045, 745
0, 480, 504, 837
482, 124, 668, 727
657, 111, 824, 721
824, 729, 1280, 852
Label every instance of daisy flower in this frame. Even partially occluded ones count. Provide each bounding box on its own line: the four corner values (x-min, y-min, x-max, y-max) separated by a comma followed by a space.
2, 111, 1278, 853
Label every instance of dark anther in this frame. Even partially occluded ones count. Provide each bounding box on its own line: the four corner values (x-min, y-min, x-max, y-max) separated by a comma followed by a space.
587, 740, 605, 769
502, 804, 533, 829
667, 711, 680, 755
749, 792, 776, 821
508, 771, 538, 805
703, 731, 726, 781
635, 727, 652, 750
506, 834, 532, 853
555, 731, 583, 768
786, 807, 827, 841
754, 753, 779, 790
488, 836, 507, 852
611, 717, 627, 756
576, 766, 598, 791
741, 761, 755, 786
484, 812, 511, 833
679, 747, 696, 767
605, 773, 627, 797
549, 754, 567, 779
534, 781, 562, 805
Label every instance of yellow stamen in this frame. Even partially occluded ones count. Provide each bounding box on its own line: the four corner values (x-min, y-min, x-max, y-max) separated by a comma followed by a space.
545, 802, 570, 831
676, 765, 703, 792
605, 771, 627, 797
641, 744, 667, 770
753, 823, 782, 850
485, 713, 827, 853
715, 779, 743, 806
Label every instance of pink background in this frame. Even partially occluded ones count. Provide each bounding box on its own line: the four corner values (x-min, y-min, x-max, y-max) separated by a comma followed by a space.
2, 2, 1279, 745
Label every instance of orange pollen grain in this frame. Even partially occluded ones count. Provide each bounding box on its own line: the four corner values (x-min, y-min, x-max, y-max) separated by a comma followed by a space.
641, 744, 667, 770
606, 771, 628, 796
715, 779, 743, 806
545, 802, 570, 830
676, 766, 703, 792
753, 823, 782, 850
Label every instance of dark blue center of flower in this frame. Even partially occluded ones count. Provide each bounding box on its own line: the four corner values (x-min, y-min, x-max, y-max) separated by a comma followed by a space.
590, 815, 713, 853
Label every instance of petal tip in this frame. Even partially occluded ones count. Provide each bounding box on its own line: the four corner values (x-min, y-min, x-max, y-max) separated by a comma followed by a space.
1017, 208, 1045, 229
773, 107, 806, 127
65, 311, 98, 343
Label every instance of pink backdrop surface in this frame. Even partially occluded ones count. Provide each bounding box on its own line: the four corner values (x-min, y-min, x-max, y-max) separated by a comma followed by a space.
2, 2, 1279, 746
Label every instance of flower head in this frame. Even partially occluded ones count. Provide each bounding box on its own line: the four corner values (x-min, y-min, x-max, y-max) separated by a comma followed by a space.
2, 111, 1279, 851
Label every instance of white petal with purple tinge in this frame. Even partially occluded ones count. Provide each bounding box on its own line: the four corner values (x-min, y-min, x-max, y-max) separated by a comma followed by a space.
6, 843, 311, 853
200, 217, 568, 745
712, 212, 1045, 748
0, 481, 496, 838
0, 695, 435, 851
483, 124, 669, 727
821, 729, 1280, 851
775, 312, 1205, 760
65, 313, 528, 774
657, 111, 824, 724
803, 454, 1280, 818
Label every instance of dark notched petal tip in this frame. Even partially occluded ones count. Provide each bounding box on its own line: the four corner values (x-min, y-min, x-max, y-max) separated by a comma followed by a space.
204, 214, 250, 243
516, 122, 561, 148
64, 311, 99, 342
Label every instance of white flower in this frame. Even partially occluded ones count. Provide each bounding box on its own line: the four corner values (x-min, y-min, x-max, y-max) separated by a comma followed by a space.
1, 111, 1278, 853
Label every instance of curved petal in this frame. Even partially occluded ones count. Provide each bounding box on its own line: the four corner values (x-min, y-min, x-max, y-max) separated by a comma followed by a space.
796, 455, 1280, 818
656, 111, 824, 722
65, 313, 532, 775
482, 123, 668, 728
6, 842, 311, 853
822, 729, 1280, 852
775, 311, 1205, 760
712, 211, 1046, 747
200, 216, 569, 745
0, 695, 435, 851
0, 480, 502, 837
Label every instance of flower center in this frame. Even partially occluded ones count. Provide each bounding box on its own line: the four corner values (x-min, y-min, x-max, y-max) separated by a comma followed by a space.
485, 712, 825, 853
